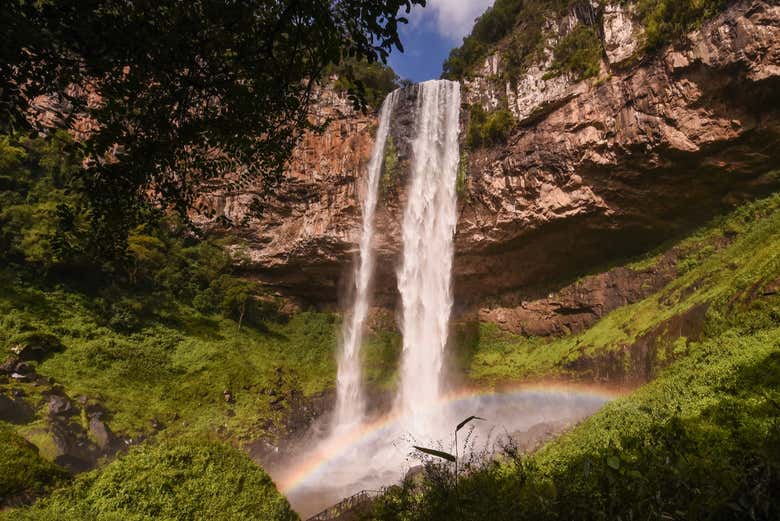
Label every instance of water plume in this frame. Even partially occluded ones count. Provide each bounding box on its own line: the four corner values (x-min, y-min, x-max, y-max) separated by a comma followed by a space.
333, 90, 400, 431
396, 80, 461, 434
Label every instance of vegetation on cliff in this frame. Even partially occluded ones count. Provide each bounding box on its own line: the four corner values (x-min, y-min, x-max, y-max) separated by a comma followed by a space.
443, 0, 731, 81
466, 105, 515, 148
328, 59, 404, 110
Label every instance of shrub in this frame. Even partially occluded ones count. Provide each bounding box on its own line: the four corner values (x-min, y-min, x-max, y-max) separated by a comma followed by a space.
380, 136, 400, 195
637, 0, 727, 51
547, 24, 602, 80
467, 106, 514, 149
329, 58, 400, 108
5, 440, 298, 520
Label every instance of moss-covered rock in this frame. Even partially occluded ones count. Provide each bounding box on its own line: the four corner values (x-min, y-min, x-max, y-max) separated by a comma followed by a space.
0, 425, 69, 508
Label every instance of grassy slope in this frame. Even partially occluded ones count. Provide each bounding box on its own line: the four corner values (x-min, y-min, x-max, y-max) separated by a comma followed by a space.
3, 439, 299, 521
0, 278, 338, 442
371, 324, 780, 519
0, 426, 69, 506
461, 193, 780, 383
366, 194, 780, 519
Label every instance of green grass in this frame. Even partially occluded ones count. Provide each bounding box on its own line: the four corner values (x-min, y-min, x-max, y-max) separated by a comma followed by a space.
368, 322, 780, 519
462, 193, 780, 383
0, 425, 69, 505
3, 439, 298, 521
365, 192, 780, 520
0, 277, 338, 442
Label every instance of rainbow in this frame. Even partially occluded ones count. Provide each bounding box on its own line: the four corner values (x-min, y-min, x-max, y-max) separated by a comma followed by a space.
275, 382, 627, 494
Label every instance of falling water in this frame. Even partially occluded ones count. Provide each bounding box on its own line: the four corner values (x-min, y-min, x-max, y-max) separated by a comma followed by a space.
333, 90, 399, 431
396, 80, 461, 433
271, 82, 613, 517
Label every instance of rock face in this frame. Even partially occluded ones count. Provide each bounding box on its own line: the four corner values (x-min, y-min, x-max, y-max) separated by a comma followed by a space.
455, 0, 780, 307
217, 0, 780, 320
203, 85, 378, 303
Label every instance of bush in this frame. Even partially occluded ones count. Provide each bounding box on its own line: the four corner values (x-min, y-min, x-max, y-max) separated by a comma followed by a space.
637, 0, 727, 50
5, 440, 299, 520
329, 58, 400, 108
380, 136, 400, 195
467, 106, 514, 149
547, 24, 602, 80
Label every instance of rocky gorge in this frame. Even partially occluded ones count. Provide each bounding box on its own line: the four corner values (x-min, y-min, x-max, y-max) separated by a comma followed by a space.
206, 0, 780, 339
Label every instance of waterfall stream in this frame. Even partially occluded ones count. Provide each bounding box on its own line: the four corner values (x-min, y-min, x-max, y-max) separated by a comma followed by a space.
275, 81, 611, 518
333, 90, 399, 431
396, 80, 461, 434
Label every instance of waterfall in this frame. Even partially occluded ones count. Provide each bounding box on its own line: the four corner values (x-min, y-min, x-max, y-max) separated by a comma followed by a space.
396, 80, 461, 431
333, 90, 399, 431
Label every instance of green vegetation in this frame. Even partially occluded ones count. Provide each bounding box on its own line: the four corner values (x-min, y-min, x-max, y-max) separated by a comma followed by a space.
0, 274, 338, 439
0, 426, 69, 505
443, 0, 731, 81
443, 0, 567, 80
466, 105, 515, 149
456, 152, 469, 196
367, 325, 780, 519
329, 59, 402, 109
636, 0, 727, 50
460, 192, 780, 383
380, 136, 401, 195
365, 191, 780, 520
0, 133, 340, 442
3, 440, 298, 521
546, 24, 602, 80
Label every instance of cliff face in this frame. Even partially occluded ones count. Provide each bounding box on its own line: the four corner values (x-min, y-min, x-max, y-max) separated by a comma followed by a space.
216, 0, 780, 322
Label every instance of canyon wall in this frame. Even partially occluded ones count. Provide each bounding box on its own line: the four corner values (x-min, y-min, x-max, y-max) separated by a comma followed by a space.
212, 0, 780, 331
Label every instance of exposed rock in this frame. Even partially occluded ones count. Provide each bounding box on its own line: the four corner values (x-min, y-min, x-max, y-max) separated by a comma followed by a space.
14, 361, 33, 374
480, 255, 676, 336
198, 85, 377, 304
456, 0, 780, 307
603, 3, 643, 66
210, 0, 780, 322
47, 394, 74, 416
88, 413, 114, 450
0, 392, 35, 424
0, 355, 20, 374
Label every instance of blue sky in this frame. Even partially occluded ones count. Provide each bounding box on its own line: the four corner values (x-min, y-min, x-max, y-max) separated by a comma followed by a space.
388, 0, 495, 82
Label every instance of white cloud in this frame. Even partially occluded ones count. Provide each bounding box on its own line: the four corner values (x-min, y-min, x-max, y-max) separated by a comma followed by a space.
407, 0, 495, 43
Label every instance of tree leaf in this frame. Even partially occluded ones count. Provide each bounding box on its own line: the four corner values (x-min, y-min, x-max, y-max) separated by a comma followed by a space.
456, 415, 486, 432
413, 446, 456, 463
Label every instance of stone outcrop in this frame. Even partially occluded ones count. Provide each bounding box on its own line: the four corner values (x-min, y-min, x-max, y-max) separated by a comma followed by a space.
479, 252, 677, 337
215, 0, 780, 324
455, 0, 780, 308
202, 85, 378, 303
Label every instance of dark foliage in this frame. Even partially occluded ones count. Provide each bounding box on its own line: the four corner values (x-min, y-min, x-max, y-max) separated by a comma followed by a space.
1, 0, 425, 260
328, 59, 402, 109
466, 105, 514, 149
